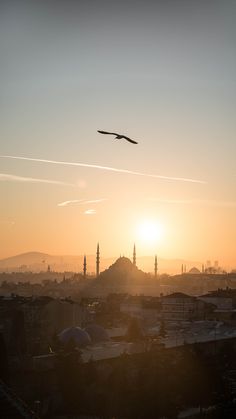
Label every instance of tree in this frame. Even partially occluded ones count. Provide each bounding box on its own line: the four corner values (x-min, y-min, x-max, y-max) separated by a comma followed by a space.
126, 318, 144, 342
159, 320, 167, 338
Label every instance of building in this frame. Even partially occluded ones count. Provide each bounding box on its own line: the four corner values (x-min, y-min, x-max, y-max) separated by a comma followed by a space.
0, 295, 90, 355
198, 289, 236, 323
120, 295, 161, 325
160, 292, 214, 321
199, 291, 233, 310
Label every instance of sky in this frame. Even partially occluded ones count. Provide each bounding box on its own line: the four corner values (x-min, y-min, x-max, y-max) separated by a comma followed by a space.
0, 0, 236, 268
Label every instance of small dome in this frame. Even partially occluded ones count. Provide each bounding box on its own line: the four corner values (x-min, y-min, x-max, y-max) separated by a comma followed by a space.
188, 267, 201, 274
85, 324, 110, 343
58, 326, 91, 347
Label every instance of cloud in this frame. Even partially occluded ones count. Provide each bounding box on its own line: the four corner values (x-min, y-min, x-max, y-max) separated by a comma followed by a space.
58, 199, 84, 207
0, 173, 72, 186
58, 198, 107, 207
0, 155, 206, 184
84, 209, 96, 215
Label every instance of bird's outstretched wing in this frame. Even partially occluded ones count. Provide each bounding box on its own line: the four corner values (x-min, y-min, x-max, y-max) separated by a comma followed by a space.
123, 136, 138, 144
98, 130, 119, 136
98, 130, 138, 144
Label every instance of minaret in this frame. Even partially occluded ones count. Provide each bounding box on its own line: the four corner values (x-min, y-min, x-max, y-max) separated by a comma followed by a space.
154, 255, 158, 277
133, 244, 136, 266
83, 255, 87, 278
96, 243, 100, 277
202, 263, 205, 273
181, 264, 184, 274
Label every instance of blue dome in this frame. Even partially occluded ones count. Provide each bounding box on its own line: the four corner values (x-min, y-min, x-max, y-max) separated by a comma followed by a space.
58, 326, 91, 347
85, 324, 110, 343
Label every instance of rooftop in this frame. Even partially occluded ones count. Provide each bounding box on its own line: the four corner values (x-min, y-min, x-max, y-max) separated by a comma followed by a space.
161, 292, 196, 300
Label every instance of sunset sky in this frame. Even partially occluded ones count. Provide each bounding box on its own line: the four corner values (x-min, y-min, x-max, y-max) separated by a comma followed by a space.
0, 0, 236, 268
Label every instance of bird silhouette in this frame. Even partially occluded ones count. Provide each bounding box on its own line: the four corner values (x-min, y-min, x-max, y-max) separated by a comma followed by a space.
97, 130, 138, 144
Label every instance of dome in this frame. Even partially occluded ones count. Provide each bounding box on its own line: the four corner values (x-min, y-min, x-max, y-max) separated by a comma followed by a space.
99, 256, 142, 281
58, 326, 91, 347
85, 324, 110, 343
109, 257, 135, 272
188, 267, 201, 274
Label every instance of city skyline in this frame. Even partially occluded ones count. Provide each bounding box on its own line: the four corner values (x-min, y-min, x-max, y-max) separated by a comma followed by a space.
0, 244, 229, 276
1, 0, 236, 267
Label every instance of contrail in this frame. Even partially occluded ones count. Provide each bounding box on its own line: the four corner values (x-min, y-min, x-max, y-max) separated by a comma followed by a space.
58, 199, 84, 207
58, 198, 107, 207
0, 173, 73, 186
0, 155, 206, 184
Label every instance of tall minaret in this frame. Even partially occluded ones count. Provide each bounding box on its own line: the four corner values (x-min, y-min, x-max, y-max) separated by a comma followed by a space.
154, 255, 158, 277
96, 243, 100, 277
133, 244, 136, 266
83, 255, 87, 278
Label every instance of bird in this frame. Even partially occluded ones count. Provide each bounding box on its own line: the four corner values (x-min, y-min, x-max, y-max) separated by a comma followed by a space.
97, 130, 138, 144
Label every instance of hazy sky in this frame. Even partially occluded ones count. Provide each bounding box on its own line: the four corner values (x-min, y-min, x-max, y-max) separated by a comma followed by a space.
0, 0, 236, 267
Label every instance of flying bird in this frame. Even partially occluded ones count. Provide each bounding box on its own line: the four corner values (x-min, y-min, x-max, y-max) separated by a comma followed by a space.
98, 130, 138, 144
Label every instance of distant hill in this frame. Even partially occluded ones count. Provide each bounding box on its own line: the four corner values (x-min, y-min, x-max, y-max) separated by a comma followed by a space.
0, 252, 115, 274
0, 252, 51, 266
0, 251, 203, 275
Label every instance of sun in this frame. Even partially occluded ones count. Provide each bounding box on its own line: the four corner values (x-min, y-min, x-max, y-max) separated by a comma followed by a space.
136, 219, 164, 244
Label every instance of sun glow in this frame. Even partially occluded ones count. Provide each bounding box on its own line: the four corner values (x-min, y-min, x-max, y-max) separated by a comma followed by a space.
136, 220, 164, 244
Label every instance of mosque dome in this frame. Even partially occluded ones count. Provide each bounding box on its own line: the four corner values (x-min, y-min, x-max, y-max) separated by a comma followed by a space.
99, 257, 136, 279
58, 326, 91, 347
98, 256, 149, 283
111, 257, 134, 270
85, 324, 110, 343
188, 267, 201, 274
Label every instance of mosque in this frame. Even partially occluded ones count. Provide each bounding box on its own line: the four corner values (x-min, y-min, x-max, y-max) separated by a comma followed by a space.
76, 243, 162, 299
83, 243, 158, 278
